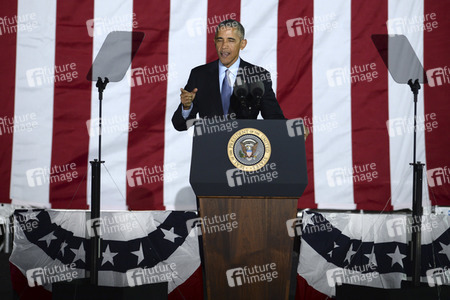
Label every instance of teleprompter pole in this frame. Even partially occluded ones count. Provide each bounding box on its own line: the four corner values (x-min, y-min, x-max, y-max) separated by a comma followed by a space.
89, 77, 108, 285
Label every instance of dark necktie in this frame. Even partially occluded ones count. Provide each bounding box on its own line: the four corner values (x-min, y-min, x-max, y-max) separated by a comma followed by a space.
221, 69, 232, 115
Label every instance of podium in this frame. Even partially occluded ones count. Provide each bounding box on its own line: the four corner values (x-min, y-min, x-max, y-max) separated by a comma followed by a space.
189, 119, 307, 299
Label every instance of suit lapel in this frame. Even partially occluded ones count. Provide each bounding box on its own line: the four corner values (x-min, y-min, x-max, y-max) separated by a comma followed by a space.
209, 60, 224, 115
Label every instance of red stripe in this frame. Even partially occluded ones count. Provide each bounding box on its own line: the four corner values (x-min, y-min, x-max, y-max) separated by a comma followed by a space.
0, 2, 17, 204
351, 0, 392, 211
168, 266, 203, 300
295, 274, 328, 300
277, 0, 316, 209
10, 262, 51, 300
424, 1, 450, 206
206, 0, 241, 63
126, 0, 170, 210
49, 2, 94, 209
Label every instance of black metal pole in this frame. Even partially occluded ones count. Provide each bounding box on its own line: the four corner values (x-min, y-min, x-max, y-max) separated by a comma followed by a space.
407, 79, 423, 287
89, 77, 108, 285
411, 162, 424, 286
89, 159, 101, 285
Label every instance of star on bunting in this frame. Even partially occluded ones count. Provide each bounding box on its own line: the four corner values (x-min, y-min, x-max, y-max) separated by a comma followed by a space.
364, 246, 378, 267
439, 242, 450, 261
70, 242, 86, 263
344, 244, 356, 264
303, 214, 315, 227
387, 246, 407, 268
328, 242, 340, 258
101, 245, 118, 266
161, 227, 181, 243
131, 243, 145, 265
38, 231, 58, 247
59, 241, 68, 256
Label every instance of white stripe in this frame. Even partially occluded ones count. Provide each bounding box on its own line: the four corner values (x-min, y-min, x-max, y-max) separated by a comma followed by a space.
10, 0, 57, 208
388, 0, 427, 210
313, 0, 355, 209
240, 0, 279, 97
87, 0, 134, 210
163, 0, 208, 210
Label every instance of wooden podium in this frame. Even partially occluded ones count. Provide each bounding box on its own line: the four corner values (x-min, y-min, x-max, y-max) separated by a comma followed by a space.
190, 120, 308, 300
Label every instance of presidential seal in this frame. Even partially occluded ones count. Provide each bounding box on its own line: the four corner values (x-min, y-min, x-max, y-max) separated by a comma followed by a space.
227, 128, 271, 171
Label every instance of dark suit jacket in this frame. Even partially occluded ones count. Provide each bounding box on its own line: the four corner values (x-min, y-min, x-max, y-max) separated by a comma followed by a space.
172, 59, 285, 131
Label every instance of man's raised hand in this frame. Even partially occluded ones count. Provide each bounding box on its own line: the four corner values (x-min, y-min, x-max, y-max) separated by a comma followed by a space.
180, 88, 198, 110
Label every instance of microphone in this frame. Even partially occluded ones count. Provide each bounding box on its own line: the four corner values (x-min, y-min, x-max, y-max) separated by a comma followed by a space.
233, 77, 249, 114
233, 78, 249, 99
249, 80, 265, 108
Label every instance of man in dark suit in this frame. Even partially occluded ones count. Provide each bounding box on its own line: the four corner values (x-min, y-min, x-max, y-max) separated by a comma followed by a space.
172, 19, 285, 131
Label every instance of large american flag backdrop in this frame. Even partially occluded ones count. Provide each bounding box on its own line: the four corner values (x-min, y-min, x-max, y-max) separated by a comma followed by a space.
0, 0, 449, 211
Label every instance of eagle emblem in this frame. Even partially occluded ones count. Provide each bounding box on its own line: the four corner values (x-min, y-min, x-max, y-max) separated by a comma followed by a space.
239, 139, 258, 160
227, 128, 271, 172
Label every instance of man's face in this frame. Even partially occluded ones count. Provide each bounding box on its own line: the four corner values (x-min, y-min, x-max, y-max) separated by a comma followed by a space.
214, 26, 247, 68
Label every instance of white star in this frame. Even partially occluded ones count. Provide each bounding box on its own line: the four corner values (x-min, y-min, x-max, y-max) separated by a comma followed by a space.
328, 242, 339, 257
38, 231, 58, 247
59, 241, 68, 256
161, 227, 181, 243
344, 244, 356, 264
364, 246, 378, 267
70, 242, 86, 263
131, 243, 145, 265
439, 242, 450, 261
387, 246, 407, 268
303, 214, 315, 228
101, 245, 118, 266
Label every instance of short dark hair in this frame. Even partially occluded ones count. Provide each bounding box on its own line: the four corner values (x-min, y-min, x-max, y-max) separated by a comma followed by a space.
215, 19, 245, 40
